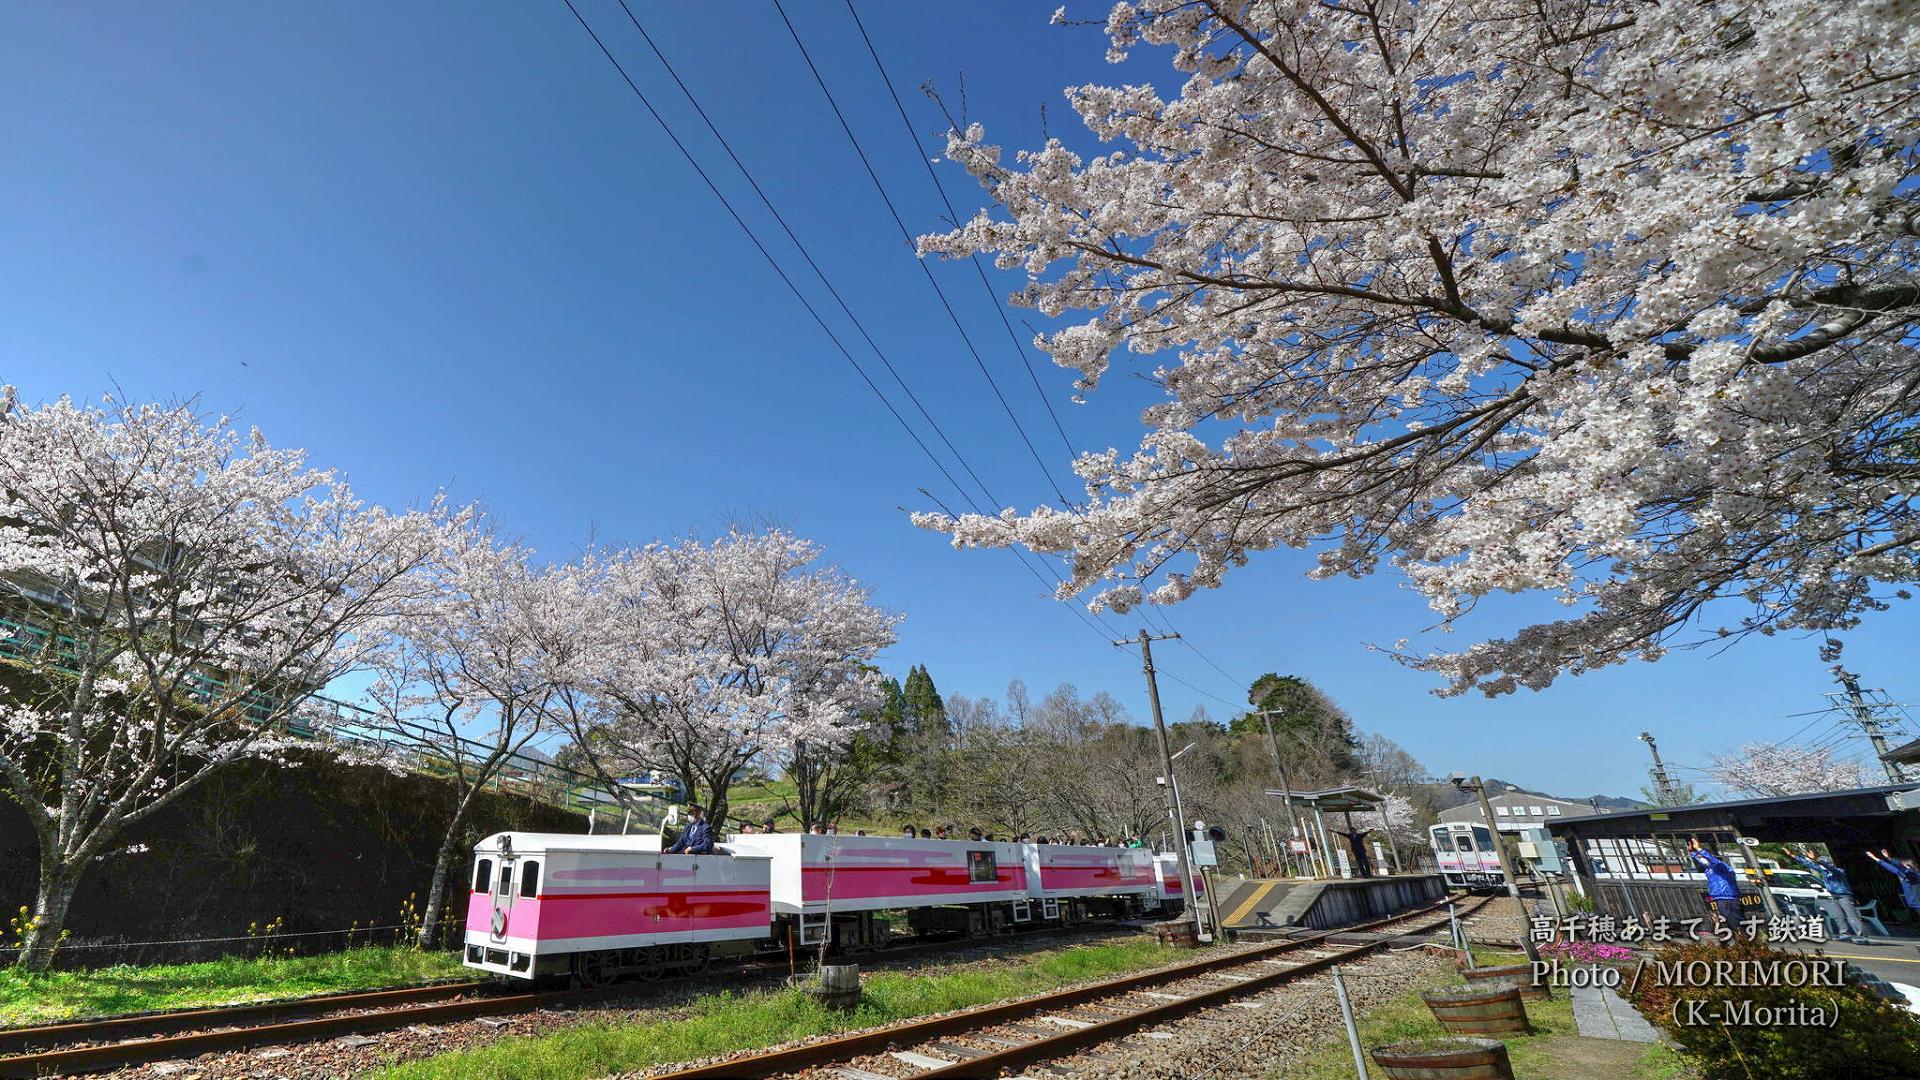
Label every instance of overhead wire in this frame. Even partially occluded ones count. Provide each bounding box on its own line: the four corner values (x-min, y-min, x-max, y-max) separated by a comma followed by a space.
567, 1, 1244, 712
770, 0, 1077, 512
776, 0, 1260, 707
841, 0, 1078, 463
558, 0, 1120, 652
607, 0, 1007, 515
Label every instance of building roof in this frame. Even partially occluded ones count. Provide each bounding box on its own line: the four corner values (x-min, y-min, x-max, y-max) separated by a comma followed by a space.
1265, 786, 1383, 812
1883, 737, 1920, 766
1543, 783, 1920, 840
1438, 789, 1605, 825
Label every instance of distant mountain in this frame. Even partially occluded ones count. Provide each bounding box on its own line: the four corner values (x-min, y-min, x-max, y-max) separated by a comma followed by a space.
1417, 778, 1648, 814
1484, 778, 1651, 811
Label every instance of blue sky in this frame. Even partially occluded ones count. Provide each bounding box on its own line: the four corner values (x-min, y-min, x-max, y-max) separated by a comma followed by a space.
3, 1, 1914, 799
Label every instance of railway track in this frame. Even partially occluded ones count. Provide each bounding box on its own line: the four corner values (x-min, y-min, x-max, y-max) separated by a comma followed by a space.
0, 897, 1492, 1078
0, 921, 1133, 1077
650, 894, 1493, 1080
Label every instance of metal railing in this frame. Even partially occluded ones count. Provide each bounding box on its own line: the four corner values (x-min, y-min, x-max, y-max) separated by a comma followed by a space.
0, 609, 637, 818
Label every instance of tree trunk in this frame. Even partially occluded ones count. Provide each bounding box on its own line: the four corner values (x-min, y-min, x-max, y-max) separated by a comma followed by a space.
417, 815, 468, 949
18, 853, 80, 972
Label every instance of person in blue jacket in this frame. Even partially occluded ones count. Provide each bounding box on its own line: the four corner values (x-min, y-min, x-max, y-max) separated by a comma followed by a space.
664, 804, 715, 855
1868, 848, 1920, 919
1688, 836, 1744, 939
1791, 846, 1870, 943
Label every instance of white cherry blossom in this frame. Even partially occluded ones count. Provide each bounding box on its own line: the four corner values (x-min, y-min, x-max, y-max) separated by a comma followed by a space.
916, 0, 1920, 695
0, 389, 446, 969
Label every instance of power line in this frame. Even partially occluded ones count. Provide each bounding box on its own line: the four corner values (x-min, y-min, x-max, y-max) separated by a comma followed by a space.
1144, 603, 1246, 693
770, 0, 1076, 511
842, 0, 1078, 463
770, 0, 1251, 701
558, 0, 1118, 656
557, 0, 969, 511
608, 0, 1007, 514
593, 0, 1121, 652
1155, 665, 1246, 711
566, 0, 1230, 704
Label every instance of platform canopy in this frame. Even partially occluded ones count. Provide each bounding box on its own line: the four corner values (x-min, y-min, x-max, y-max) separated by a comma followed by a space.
1265, 786, 1384, 813
1543, 782, 1920, 843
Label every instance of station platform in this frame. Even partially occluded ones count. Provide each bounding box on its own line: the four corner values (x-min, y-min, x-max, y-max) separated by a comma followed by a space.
1207, 873, 1447, 931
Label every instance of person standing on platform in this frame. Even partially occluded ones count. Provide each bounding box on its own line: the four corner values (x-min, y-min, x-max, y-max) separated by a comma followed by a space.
1791, 846, 1871, 944
1687, 837, 1744, 942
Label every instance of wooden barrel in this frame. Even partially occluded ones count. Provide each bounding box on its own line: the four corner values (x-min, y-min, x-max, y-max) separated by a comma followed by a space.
795, 964, 862, 1010
1462, 962, 1550, 1001
1371, 1037, 1515, 1080
1150, 921, 1199, 948
1419, 984, 1530, 1035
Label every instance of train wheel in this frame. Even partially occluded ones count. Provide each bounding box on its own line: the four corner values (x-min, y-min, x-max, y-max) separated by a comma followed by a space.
572, 950, 616, 988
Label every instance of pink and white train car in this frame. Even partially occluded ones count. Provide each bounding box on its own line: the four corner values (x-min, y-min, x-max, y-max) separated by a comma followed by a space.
723, 833, 1029, 945
1026, 844, 1156, 900
463, 832, 771, 983
1152, 852, 1203, 906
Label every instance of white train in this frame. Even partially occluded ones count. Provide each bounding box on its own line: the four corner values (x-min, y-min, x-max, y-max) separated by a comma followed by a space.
1429, 821, 1504, 889
465, 831, 1187, 984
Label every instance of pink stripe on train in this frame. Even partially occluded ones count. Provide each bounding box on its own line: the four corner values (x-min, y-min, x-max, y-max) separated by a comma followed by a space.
467, 889, 771, 940
799, 865, 1028, 901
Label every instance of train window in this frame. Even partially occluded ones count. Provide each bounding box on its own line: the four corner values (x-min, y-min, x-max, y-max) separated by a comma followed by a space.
968, 850, 997, 883
498, 864, 514, 896
473, 858, 494, 893
520, 861, 540, 898
1456, 834, 1475, 852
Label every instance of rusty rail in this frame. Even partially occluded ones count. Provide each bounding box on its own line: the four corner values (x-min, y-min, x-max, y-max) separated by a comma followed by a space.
652, 893, 1490, 1080
0, 988, 565, 1079
0, 921, 1130, 1076
0, 981, 487, 1057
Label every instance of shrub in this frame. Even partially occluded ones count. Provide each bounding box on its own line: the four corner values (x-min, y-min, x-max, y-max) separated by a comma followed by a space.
1624, 937, 1920, 1079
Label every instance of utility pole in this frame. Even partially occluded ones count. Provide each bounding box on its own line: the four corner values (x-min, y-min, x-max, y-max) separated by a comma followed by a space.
1118, 629, 1205, 940
1639, 731, 1678, 805
1455, 774, 1539, 963
1255, 709, 1301, 877
1834, 666, 1908, 784
1366, 763, 1404, 875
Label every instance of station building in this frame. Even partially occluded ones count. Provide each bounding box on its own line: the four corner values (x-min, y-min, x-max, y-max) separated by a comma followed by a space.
1436, 788, 1609, 834
1544, 782, 1920, 924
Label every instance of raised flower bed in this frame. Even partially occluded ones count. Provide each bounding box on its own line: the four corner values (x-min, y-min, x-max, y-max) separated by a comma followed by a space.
1371, 1036, 1514, 1080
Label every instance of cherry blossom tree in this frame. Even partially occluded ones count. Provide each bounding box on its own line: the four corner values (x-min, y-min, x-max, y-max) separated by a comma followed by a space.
0, 390, 446, 969
562, 531, 898, 829
363, 524, 567, 947
1353, 793, 1419, 843
917, 0, 1920, 696
1706, 741, 1868, 798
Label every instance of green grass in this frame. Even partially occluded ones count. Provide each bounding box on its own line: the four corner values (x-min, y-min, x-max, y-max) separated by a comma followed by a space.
1282, 965, 1692, 1080
0, 946, 469, 1026
373, 937, 1187, 1080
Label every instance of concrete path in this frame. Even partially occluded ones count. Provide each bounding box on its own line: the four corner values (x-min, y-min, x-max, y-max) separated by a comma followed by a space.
1570, 983, 1663, 1042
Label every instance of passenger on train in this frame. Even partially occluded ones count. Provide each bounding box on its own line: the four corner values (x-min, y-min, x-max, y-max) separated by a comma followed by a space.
918, 828, 932, 838
968, 827, 984, 841
902, 825, 918, 838
934, 825, 951, 839
664, 804, 715, 854
809, 823, 826, 835
762, 818, 777, 833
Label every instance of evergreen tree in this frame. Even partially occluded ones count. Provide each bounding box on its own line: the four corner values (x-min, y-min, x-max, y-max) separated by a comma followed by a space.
901, 664, 950, 745
873, 675, 907, 749
1235, 674, 1361, 777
